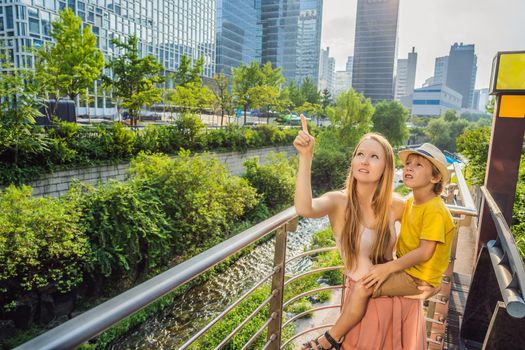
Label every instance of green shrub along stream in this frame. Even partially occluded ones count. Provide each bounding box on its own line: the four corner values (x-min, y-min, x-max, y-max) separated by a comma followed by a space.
0, 150, 297, 349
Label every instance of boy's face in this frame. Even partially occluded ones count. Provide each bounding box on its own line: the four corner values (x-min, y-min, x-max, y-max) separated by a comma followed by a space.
403, 154, 441, 190
352, 138, 387, 184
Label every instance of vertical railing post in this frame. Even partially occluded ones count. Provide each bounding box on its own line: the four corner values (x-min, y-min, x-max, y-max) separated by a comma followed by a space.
266, 224, 288, 349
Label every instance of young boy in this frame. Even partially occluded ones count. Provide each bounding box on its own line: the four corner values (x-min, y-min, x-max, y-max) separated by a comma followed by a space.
304, 143, 455, 350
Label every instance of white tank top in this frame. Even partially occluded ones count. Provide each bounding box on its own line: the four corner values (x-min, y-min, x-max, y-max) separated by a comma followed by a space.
334, 223, 396, 281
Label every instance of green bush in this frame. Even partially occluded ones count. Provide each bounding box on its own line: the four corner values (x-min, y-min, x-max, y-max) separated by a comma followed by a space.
0, 185, 89, 312
64, 180, 172, 285
174, 113, 206, 150
129, 151, 259, 256
243, 152, 297, 212
456, 126, 491, 185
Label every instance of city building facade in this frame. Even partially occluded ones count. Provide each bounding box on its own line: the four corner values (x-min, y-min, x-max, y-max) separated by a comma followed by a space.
445, 42, 477, 109
0, 0, 216, 118
318, 46, 335, 94
335, 70, 352, 97
395, 47, 417, 109
215, 0, 260, 75
260, 0, 323, 85
433, 56, 448, 86
411, 83, 462, 116
352, 0, 400, 102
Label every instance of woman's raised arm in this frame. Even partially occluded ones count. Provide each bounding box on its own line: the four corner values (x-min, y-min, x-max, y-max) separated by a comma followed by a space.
293, 115, 336, 218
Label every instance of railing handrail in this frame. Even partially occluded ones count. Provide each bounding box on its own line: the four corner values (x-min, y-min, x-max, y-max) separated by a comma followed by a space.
480, 186, 525, 317
15, 207, 298, 350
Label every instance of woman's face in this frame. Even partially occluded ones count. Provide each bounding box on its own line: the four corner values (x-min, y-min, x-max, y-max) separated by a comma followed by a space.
351, 138, 387, 184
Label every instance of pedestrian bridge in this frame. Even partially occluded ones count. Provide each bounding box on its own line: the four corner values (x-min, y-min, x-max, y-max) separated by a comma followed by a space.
14, 161, 525, 350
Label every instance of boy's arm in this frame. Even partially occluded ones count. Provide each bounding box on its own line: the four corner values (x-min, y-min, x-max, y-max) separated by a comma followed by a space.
362, 240, 437, 289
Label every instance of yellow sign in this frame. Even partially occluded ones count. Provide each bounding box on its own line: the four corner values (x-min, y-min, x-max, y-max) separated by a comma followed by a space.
496, 53, 525, 91
498, 95, 525, 118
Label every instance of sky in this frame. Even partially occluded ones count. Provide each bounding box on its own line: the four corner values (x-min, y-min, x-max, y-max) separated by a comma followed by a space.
321, 0, 525, 89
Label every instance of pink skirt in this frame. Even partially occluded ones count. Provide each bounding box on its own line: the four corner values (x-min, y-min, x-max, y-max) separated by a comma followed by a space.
341, 278, 427, 350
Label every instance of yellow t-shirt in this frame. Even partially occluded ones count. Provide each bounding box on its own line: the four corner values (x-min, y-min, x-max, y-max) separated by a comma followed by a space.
397, 196, 455, 287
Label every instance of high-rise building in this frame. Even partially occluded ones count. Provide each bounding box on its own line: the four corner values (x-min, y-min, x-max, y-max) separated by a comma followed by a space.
433, 56, 449, 86
335, 70, 352, 97
345, 56, 353, 73
473, 88, 490, 111
260, 0, 323, 85
216, 0, 261, 75
395, 47, 417, 108
445, 43, 477, 108
318, 47, 335, 94
0, 0, 216, 118
352, 0, 400, 102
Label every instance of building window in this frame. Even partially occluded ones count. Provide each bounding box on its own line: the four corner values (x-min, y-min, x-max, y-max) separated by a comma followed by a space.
29, 18, 40, 34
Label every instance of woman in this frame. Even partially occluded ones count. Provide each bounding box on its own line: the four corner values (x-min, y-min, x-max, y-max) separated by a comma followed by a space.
294, 116, 428, 350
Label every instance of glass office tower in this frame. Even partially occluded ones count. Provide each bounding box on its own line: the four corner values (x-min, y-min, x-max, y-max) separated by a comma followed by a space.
0, 0, 216, 117
260, 0, 322, 85
215, 0, 260, 75
352, 0, 399, 102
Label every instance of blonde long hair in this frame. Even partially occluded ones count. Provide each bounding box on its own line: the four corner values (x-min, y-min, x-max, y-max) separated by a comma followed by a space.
341, 133, 395, 271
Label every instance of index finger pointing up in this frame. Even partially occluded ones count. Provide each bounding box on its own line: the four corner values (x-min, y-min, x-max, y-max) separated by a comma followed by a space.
300, 114, 308, 133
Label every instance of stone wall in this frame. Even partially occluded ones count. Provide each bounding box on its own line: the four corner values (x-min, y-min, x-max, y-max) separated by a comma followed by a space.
26, 146, 296, 197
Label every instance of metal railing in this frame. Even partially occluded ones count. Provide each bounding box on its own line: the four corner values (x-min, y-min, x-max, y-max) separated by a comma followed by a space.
17, 164, 478, 350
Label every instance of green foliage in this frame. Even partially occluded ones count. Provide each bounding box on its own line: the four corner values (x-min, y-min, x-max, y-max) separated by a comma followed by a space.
300, 77, 321, 104
371, 100, 409, 146
34, 8, 104, 103
425, 116, 469, 151
232, 60, 285, 123
0, 53, 50, 167
395, 184, 411, 196
327, 89, 374, 149
456, 127, 491, 185
243, 152, 297, 211
129, 152, 258, 256
211, 72, 234, 126
64, 180, 171, 284
103, 35, 164, 125
0, 185, 89, 312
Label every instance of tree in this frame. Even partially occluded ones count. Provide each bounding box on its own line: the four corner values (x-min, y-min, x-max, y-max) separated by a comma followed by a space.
287, 80, 305, 108
232, 61, 285, 125
318, 88, 332, 126
35, 9, 104, 112
0, 57, 49, 166
327, 89, 374, 148
425, 117, 469, 151
443, 109, 459, 122
211, 72, 233, 127
300, 77, 320, 104
457, 127, 491, 184
232, 61, 264, 124
103, 35, 164, 126
167, 55, 212, 115
371, 100, 409, 147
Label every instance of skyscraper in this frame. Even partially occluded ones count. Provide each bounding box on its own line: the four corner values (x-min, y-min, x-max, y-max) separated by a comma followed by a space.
395, 47, 417, 108
0, 0, 216, 118
445, 43, 477, 108
433, 56, 449, 86
260, 0, 323, 85
216, 0, 260, 75
319, 47, 335, 94
352, 0, 400, 102
345, 56, 354, 73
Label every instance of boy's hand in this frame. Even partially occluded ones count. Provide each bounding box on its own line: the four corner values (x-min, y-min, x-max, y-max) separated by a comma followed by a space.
363, 263, 394, 290
293, 114, 315, 156
405, 285, 441, 300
